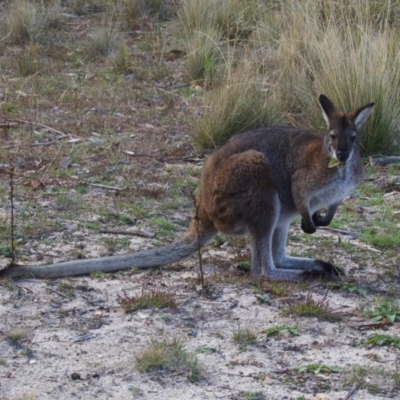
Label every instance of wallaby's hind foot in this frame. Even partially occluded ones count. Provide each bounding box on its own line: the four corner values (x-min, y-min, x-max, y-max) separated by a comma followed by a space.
302, 261, 345, 281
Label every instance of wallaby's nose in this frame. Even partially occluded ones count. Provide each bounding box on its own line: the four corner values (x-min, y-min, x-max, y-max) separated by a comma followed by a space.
336, 150, 349, 162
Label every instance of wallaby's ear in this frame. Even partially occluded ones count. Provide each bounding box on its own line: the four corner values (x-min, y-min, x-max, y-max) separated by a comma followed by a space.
353, 103, 374, 130
319, 94, 337, 126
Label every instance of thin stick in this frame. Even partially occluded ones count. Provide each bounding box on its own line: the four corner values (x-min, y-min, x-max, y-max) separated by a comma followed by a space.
9, 163, 16, 265
0, 115, 68, 137
99, 230, 155, 238
85, 182, 127, 191
344, 384, 357, 400
317, 226, 359, 238
16, 285, 35, 294
189, 188, 204, 294
46, 287, 70, 299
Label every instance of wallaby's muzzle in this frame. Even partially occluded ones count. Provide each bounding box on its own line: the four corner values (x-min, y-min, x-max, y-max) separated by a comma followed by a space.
336, 149, 350, 162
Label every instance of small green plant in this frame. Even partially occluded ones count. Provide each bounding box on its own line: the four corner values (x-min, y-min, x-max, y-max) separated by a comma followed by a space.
365, 297, 400, 322
255, 293, 272, 304
344, 364, 369, 389
90, 271, 106, 279
392, 365, 400, 386
7, 328, 27, 344
327, 282, 368, 296
254, 280, 289, 297
297, 364, 341, 374
111, 44, 132, 75
0, 358, 7, 366
75, 185, 88, 195
245, 392, 264, 400
232, 326, 257, 345
21, 347, 33, 357
364, 334, 400, 349
342, 283, 368, 297
283, 292, 341, 321
119, 287, 176, 313
55, 282, 75, 297
135, 337, 201, 382
151, 218, 179, 236
195, 346, 219, 354
84, 222, 101, 230
261, 325, 300, 338
363, 225, 400, 249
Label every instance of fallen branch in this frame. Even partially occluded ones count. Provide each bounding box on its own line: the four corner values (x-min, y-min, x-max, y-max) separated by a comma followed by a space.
72, 333, 98, 343
348, 321, 393, 330
85, 182, 127, 191
0, 115, 68, 138
317, 226, 359, 238
99, 230, 155, 238
46, 287, 70, 299
369, 156, 400, 166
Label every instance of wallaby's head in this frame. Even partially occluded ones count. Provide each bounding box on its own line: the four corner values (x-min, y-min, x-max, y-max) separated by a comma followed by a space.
319, 95, 374, 164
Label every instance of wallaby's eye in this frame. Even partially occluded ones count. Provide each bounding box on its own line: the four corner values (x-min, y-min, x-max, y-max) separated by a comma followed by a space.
330, 134, 336, 140
350, 135, 356, 142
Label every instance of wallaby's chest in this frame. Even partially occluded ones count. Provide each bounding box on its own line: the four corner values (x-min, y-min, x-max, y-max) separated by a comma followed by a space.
309, 166, 358, 211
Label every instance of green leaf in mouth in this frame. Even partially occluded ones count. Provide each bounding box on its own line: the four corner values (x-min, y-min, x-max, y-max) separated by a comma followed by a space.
328, 157, 342, 168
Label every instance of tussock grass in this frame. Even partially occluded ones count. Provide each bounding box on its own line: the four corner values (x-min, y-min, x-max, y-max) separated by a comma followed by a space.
184, 28, 222, 84
7, 327, 27, 345
17, 44, 43, 77
184, 0, 400, 154
111, 44, 132, 75
283, 292, 341, 321
232, 326, 257, 345
3, 0, 64, 45
4, 0, 37, 45
86, 27, 120, 59
269, 0, 400, 155
192, 62, 282, 150
119, 287, 176, 313
135, 337, 201, 382
178, 0, 263, 41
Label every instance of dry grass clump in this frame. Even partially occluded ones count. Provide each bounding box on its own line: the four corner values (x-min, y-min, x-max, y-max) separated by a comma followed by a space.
111, 0, 177, 30
86, 27, 120, 59
265, 0, 400, 155
282, 292, 342, 322
192, 58, 282, 150
183, 0, 400, 154
135, 337, 201, 382
2, 0, 64, 45
16, 44, 43, 77
178, 0, 265, 41
119, 287, 177, 313
3, 0, 38, 45
184, 28, 222, 84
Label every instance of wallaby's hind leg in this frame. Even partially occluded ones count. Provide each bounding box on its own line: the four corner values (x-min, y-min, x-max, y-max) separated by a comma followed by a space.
272, 223, 343, 278
207, 150, 280, 276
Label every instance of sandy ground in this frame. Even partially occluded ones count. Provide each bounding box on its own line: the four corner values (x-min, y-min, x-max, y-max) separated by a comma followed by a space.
1, 236, 399, 400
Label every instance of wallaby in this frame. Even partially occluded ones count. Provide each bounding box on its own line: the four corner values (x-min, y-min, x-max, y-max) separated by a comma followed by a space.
1, 95, 374, 280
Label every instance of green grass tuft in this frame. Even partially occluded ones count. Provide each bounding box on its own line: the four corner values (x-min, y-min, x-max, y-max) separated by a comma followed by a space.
135, 337, 201, 382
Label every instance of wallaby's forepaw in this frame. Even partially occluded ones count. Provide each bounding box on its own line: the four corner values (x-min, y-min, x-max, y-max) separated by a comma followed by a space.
300, 219, 317, 234
311, 212, 328, 227
304, 260, 345, 280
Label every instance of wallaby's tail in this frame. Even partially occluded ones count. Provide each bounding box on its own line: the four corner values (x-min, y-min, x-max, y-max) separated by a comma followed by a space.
0, 228, 216, 279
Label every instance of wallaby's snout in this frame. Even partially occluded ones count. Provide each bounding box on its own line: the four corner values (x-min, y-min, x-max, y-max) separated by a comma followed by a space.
336, 149, 349, 163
